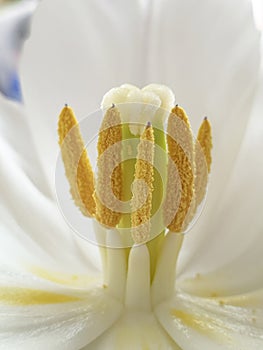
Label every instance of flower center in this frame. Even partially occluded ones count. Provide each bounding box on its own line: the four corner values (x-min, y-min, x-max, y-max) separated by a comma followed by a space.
58, 84, 212, 309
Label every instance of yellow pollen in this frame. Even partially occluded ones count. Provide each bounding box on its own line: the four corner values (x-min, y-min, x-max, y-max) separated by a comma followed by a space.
95, 106, 122, 227
172, 106, 192, 141
194, 117, 213, 208
131, 123, 155, 244
58, 105, 96, 217
164, 106, 194, 232
197, 117, 212, 173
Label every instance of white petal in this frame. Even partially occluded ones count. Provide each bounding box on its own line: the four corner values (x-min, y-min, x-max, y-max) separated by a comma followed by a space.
251, 0, 263, 31
0, 90, 50, 195
0, 288, 123, 350
0, 93, 100, 274
18, 0, 262, 281
141, 0, 261, 273
179, 258, 263, 297
145, 0, 260, 127
178, 40, 263, 278
20, 0, 144, 186
155, 291, 263, 350
84, 312, 180, 350
178, 235, 263, 296
20, 0, 262, 254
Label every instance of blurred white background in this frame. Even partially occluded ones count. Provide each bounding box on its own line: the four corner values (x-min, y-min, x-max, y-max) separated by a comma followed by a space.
0, 0, 262, 103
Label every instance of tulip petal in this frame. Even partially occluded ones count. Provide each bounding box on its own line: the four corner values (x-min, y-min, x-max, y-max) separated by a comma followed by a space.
20, 1, 262, 266
6, 6, 263, 345
20, 0, 260, 182
20, 0, 144, 187
178, 253, 263, 297
0, 287, 123, 350
0, 93, 100, 274
155, 290, 263, 350
83, 311, 181, 350
0, 91, 49, 195
178, 44, 263, 279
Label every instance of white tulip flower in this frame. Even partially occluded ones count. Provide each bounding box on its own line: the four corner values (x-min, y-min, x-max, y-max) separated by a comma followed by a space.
0, 0, 263, 349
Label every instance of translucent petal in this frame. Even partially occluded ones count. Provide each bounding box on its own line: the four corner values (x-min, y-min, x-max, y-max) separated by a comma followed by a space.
20, 0, 260, 195
0, 90, 50, 195
0, 287, 123, 350
84, 312, 181, 350
141, 0, 262, 277
179, 252, 263, 297
178, 42, 263, 278
251, 0, 263, 31
20, 0, 144, 187
0, 93, 100, 274
14, 0, 263, 295
155, 291, 263, 350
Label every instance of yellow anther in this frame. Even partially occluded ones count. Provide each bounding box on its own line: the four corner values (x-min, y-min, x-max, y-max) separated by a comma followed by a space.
197, 117, 212, 173
172, 105, 191, 127
164, 106, 194, 232
194, 117, 213, 208
131, 123, 155, 244
58, 105, 96, 217
95, 106, 122, 227
171, 105, 194, 163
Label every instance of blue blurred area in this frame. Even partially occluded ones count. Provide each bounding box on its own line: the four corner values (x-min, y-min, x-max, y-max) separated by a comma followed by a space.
8, 70, 22, 100
0, 0, 37, 102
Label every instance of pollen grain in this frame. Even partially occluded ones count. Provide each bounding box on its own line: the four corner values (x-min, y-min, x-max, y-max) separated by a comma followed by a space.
58, 105, 96, 217
131, 123, 155, 244
164, 106, 194, 232
95, 106, 122, 227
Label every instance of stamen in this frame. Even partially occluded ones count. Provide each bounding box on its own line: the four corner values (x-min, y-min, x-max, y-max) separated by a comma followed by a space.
164, 106, 194, 232
125, 244, 151, 311
95, 106, 122, 227
106, 229, 127, 301
152, 232, 184, 305
131, 123, 155, 244
58, 105, 96, 217
194, 117, 213, 208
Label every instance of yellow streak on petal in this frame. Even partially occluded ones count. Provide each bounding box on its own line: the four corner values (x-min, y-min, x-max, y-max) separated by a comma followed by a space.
194, 117, 213, 208
58, 105, 96, 217
170, 309, 227, 341
0, 287, 81, 306
30, 266, 97, 288
131, 124, 155, 244
95, 106, 122, 227
165, 106, 194, 232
